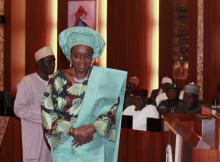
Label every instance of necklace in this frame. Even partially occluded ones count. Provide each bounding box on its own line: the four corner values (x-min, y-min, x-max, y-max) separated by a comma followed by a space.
72, 68, 88, 83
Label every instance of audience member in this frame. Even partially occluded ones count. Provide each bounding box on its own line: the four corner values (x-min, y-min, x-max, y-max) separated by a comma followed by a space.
157, 83, 184, 115
150, 76, 172, 100
14, 46, 55, 162
124, 76, 140, 109
123, 88, 159, 131
183, 83, 201, 113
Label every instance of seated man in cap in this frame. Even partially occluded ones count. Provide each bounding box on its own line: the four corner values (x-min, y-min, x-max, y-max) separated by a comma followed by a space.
157, 83, 184, 115
182, 83, 201, 113
14, 46, 55, 162
123, 88, 148, 115
124, 76, 141, 109
123, 88, 159, 131
150, 76, 172, 101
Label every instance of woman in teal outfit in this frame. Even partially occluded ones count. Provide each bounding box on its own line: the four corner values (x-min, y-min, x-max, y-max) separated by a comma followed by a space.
41, 27, 127, 162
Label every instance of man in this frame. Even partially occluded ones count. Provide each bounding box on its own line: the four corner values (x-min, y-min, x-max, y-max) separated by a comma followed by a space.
183, 83, 201, 113
157, 83, 184, 115
14, 46, 55, 162
124, 76, 140, 109
151, 76, 172, 101
123, 88, 159, 131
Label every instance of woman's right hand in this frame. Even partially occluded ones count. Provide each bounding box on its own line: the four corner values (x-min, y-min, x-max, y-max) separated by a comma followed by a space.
70, 124, 96, 147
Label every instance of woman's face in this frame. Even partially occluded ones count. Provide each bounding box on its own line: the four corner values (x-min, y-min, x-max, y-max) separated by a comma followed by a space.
70, 45, 93, 74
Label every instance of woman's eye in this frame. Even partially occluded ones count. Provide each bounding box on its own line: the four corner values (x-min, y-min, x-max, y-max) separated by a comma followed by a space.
74, 55, 80, 59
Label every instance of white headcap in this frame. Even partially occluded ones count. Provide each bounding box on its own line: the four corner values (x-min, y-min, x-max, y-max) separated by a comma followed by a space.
161, 77, 172, 84
34, 46, 54, 62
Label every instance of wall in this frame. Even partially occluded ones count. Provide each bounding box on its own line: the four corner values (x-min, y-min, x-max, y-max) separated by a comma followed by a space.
107, 0, 157, 92
10, 0, 25, 95
204, 0, 220, 103
159, 0, 197, 90
4, 0, 220, 101
0, 0, 4, 90
4, 0, 56, 95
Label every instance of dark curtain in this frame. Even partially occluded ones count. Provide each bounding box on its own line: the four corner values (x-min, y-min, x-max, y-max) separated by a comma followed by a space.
107, 0, 153, 90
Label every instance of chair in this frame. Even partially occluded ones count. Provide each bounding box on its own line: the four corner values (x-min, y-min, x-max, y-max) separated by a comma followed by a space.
146, 118, 162, 132
0, 91, 14, 116
121, 115, 133, 129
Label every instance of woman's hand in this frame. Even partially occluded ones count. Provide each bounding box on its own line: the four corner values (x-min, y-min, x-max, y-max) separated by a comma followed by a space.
70, 124, 96, 147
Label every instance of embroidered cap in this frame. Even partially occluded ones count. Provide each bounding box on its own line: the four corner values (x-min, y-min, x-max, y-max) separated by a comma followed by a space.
34, 46, 54, 62
184, 83, 199, 95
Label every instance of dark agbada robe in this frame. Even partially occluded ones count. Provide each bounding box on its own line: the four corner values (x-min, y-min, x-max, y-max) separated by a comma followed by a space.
158, 99, 184, 115
184, 103, 201, 114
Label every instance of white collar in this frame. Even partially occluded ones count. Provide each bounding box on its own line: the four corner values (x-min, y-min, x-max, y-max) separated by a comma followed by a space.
34, 73, 48, 85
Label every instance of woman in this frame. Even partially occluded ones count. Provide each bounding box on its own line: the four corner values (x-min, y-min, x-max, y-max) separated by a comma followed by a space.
41, 27, 127, 162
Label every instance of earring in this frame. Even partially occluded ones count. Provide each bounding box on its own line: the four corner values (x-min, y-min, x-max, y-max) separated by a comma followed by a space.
69, 61, 72, 68
91, 60, 96, 66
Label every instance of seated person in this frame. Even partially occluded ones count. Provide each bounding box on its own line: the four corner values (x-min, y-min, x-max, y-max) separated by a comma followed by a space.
158, 83, 184, 115
155, 82, 173, 106
150, 76, 172, 100
183, 83, 201, 113
123, 88, 159, 131
124, 76, 140, 109
179, 82, 196, 99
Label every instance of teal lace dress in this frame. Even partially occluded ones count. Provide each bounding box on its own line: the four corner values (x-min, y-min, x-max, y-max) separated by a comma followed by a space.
41, 70, 117, 150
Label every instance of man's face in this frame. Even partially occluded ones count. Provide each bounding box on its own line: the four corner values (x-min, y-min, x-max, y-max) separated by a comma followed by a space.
166, 89, 179, 100
40, 55, 56, 75
183, 93, 196, 109
134, 96, 145, 111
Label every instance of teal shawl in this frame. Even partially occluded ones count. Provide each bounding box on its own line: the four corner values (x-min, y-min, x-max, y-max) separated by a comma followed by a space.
52, 66, 127, 162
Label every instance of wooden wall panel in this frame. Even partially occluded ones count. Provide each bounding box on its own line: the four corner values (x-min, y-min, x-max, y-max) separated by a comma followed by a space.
159, 0, 197, 89
203, 0, 220, 103
159, 0, 173, 83
118, 128, 167, 162
57, 0, 69, 70
187, 0, 198, 85
0, 117, 22, 162
193, 149, 220, 162
11, 0, 25, 95
25, 0, 47, 75
4, 0, 11, 91
107, 0, 154, 90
